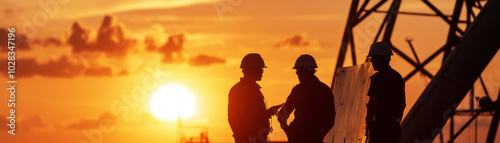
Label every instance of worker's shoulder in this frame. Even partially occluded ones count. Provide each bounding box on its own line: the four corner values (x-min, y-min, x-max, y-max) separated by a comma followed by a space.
230, 81, 261, 93
387, 68, 404, 81
229, 81, 245, 93
291, 83, 303, 90
316, 80, 331, 89
293, 80, 330, 90
372, 67, 403, 80
230, 81, 243, 89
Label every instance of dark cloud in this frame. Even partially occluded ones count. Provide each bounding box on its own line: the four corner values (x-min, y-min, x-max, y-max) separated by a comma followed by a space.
84, 67, 113, 77
0, 14, 228, 80
0, 27, 30, 52
117, 69, 129, 76
144, 35, 157, 51
19, 115, 50, 131
65, 112, 115, 130
145, 31, 226, 66
0, 115, 50, 131
124, 113, 162, 127
0, 56, 116, 78
5, 9, 12, 14
67, 22, 90, 52
32, 37, 63, 47
0, 114, 7, 130
67, 15, 136, 57
274, 34, 311, 48
159, 33, 186, 63
4, 9, 13, 17
15, 56, 84, 78
189, 54, 226, 66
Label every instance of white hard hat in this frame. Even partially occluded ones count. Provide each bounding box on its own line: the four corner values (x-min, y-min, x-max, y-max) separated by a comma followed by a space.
293, 54, 318, 69
367, 42, 394, 57
240, 53, 267, 68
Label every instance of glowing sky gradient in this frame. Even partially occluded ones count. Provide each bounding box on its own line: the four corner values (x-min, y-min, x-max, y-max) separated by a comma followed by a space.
1, 0, 499, 142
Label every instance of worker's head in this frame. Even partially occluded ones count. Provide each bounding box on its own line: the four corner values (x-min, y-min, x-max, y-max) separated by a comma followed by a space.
367, 42, 393, 71
293, 54, 317, 82
240, 53, 266, 81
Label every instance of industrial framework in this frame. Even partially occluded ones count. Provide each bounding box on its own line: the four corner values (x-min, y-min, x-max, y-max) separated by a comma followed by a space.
331, 0, 500, 142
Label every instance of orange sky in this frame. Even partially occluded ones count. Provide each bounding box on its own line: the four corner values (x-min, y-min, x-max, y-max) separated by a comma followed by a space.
1, 0, 500, 143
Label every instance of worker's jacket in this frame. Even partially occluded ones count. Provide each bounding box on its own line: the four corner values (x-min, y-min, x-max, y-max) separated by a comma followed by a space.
368, 66, 406, 123
228, 78, 270, 139
279, 76, 336, 140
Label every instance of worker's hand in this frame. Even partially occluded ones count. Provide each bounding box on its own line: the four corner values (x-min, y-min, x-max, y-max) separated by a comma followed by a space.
280, 122, 288, 131
365, 118, 373, 129
268, 103, 284, 116
397, 113, 403, 123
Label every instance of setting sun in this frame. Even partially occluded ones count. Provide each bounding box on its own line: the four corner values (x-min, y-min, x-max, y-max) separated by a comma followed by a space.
3, 0, 500, 142
149, 84, 196, 120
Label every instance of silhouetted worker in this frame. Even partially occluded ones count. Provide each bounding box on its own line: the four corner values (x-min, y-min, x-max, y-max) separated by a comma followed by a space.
228, 53, 283, 143
365, 42, 406, 143
277, 54, 336, 143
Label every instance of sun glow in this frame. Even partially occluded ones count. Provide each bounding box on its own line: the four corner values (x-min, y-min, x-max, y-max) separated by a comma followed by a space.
149, 84, 196, 120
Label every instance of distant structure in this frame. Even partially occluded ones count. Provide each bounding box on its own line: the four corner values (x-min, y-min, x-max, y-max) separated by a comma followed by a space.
177, 117, 210, 143
331, 0, 500, 142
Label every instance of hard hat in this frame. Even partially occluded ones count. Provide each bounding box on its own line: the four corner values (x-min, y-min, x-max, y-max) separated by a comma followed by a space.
293, 54, 318, 69
240, 53, 267, 68
367, 42, 394, 57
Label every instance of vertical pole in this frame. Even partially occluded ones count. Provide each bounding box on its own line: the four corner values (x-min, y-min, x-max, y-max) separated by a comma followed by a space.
443, 0, 464, 63
381, 0, 401, 43
450, 116, 454, 143
350, 29, 357, 66
475, 117, 478, 143
471, 87, 474, 112
486, 106, 500, 143
331, 0, 360, 89
177, 116, 182, 143
486, 89, 500, 143
439, 130, 444, 143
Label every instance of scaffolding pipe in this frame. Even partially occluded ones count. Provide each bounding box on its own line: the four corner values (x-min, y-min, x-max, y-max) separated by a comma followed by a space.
401, 0, 500, 142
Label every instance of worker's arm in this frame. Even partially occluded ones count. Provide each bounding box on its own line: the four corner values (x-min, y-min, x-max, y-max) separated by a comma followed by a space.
397, 97, 406, 123
320, 92, 336, 137
277, 105, 291, 130
366, 75, 380, 129
366, 95, 377, 127
278, 87, 298, 131
228, 86, 249, 136
266, 103, 284, 118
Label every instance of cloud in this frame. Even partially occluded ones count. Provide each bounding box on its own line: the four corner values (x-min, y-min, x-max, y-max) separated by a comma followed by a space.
84, 67, 113, 77
143, 28, 187, 64
0, 27, 30, 52
20, 115, 50, 131
159, 33, 186, 63
274, 34, 312, 48
143, 27, 227, 66
65, 112, 115, 130
67, 21, 90, 52
0, 115, 50, 131
67, 15, 136, 57
1, 15, 228, 79
144, 24, 165, 52
123, 113, 163, 127
32, 37, 63, 47
0, 114, 7, 130
144, 35, 157, 51
15, 56, 84, 78
189, 54, 226, 66
4, 9, 13, 18
0, 56, 115, 78
142, 24, 227, 66
117, 69, 129, 76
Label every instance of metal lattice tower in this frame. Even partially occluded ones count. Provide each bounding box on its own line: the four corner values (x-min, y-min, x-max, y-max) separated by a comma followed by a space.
331, 0, 500, 142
